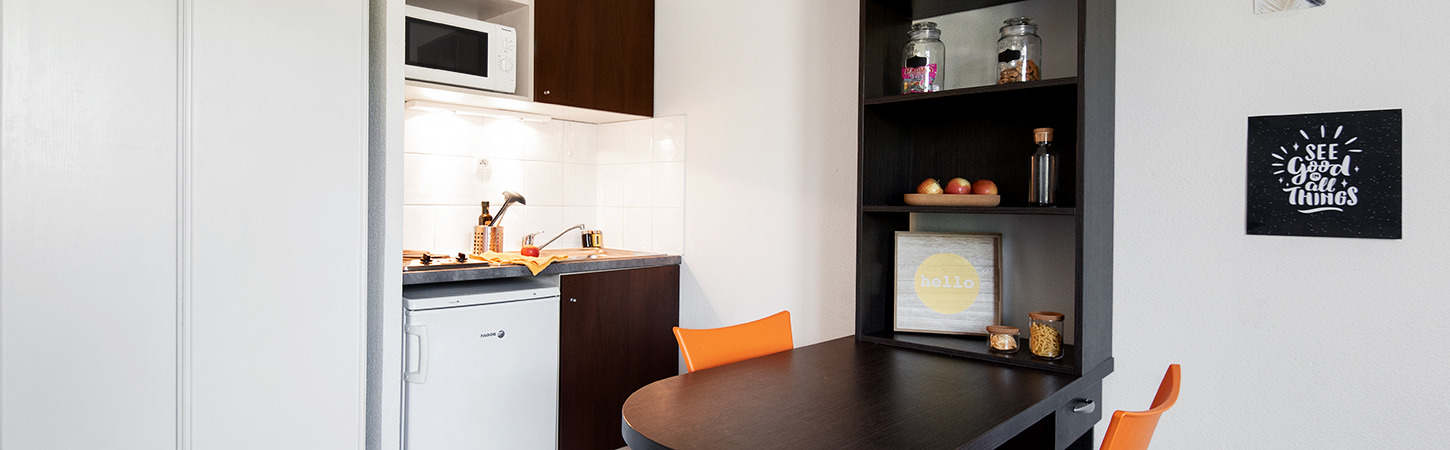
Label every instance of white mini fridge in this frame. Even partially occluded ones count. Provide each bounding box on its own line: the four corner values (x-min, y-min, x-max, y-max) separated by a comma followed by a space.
403, 277, 561, 449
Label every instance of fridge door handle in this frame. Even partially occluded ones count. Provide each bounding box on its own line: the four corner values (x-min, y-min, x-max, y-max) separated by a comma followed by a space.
404, 325, 429, 383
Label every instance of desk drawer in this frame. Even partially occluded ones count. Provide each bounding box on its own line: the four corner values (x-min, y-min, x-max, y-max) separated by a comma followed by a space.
1055, 381, 1102, 450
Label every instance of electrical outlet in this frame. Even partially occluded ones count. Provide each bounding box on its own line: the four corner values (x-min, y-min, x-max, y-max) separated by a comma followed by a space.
475, 158, 493, 181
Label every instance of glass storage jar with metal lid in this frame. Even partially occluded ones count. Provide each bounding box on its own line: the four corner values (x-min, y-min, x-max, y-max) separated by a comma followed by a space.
1027, 311, 1064, 360
986, 325, 1020, 353
901, 22, 945, 93
997, 17, 1041, 84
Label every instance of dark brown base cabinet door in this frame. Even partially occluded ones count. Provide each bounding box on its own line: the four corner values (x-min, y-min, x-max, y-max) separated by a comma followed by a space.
533, 0, 654, 117
559, 265, 679, 449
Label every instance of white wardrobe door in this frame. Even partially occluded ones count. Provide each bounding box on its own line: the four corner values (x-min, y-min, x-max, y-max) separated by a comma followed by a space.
1, 0, 180, 449
188, 0, 368, 448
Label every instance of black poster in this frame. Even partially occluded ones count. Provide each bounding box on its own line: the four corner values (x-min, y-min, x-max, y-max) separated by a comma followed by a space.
1246, 109, 1401, 239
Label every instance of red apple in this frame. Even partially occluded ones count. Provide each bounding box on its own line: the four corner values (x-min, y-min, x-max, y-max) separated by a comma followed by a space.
916, 178, 943, 194
971, 179, 998, 195
944, 178, 972, 194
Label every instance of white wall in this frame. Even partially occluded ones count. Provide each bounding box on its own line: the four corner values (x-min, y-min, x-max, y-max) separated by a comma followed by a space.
655, 0, 859, 344
1111, 1, 1450, 447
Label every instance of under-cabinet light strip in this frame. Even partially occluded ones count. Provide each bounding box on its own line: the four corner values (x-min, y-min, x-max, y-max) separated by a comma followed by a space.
403, 100, 552, 123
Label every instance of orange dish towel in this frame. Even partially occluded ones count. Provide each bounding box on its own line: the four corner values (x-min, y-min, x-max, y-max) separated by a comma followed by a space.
470, 251, 568, 276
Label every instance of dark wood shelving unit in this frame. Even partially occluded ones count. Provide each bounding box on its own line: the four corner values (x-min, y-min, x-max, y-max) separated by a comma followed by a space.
855, 0, 1114, 378
862, 205, 1077, 215
859, 331, 1078, 374
864, 76, 1077, 105
861, 83, 1079, 210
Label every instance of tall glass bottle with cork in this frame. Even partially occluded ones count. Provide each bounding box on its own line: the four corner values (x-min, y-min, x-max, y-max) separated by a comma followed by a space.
1028, 128, 1057, 206
901, 22, 944, 94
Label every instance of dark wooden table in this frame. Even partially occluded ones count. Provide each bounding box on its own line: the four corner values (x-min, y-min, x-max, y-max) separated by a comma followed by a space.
621, 336, 1109, 450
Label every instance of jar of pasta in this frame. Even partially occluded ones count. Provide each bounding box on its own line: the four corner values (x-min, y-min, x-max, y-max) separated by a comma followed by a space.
986, 325, 1020, 353
1028, 311, 1064, 360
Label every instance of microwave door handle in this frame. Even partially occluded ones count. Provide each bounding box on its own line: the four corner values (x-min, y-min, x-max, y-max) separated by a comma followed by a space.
404, 325, 429, 383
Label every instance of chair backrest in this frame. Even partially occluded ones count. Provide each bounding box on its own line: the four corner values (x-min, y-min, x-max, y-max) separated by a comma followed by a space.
1100, 364, 1181, 450
673, 311, 793, 373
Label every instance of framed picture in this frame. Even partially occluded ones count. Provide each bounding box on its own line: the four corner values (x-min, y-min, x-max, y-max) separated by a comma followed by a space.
894, 232, 1002, 335
1246, 109, 1401, 239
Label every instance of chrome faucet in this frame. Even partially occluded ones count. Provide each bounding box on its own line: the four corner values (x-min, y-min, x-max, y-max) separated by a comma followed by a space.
538, 224, 587, 251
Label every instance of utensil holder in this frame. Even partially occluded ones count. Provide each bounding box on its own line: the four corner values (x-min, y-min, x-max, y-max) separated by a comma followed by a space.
473, 226, 504, 254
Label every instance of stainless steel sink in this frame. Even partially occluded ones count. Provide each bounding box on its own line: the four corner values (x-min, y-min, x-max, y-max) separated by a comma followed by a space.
538, 247, 658, 260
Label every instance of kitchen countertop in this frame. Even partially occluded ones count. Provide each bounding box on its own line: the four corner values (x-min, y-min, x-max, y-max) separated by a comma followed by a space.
402, 252, 681, 285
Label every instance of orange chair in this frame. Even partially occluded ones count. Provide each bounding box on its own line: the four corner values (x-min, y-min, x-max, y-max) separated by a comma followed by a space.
1100, 364, 1181, 450
673, 311, 793, 373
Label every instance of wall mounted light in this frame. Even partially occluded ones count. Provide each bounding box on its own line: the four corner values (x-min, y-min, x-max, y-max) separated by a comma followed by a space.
404, 100, 552, 123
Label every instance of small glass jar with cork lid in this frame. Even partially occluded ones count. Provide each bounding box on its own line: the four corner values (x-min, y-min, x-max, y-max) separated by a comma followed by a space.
1028, 311, 1065, 360
986, 325, 1020, 353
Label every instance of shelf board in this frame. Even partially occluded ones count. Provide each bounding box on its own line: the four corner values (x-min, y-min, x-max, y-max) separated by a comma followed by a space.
864, 77, 1078, 106
408, 0, 529, 22
908, 0, 1029, 19
859, 330, 1076, 374
862, 205, 1077, 215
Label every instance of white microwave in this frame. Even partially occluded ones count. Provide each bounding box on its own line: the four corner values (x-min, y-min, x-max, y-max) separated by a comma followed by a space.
404, 6, 517, 94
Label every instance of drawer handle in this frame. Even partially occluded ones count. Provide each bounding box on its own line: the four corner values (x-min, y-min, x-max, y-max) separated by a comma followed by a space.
1072, 399, 1095, 414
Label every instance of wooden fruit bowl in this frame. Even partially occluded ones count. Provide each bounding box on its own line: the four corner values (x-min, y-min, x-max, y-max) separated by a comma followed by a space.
903, 193, 1001, 207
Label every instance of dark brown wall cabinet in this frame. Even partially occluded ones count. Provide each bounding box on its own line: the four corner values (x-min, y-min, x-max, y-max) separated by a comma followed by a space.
534, 0, 655, 117
558, 265, 679, 449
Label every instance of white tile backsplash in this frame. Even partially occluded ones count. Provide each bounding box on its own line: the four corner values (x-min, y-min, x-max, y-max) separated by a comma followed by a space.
523, 120, 566, 162
403, 109, 485, 158
620, 164, 654, 207
620, 208, 654, 251
481, 158, 527, 205
435, 205, 483, 255
595, 122, 627, 164
651, 162, 685, 208
402, 206, 437, 252
651, 208, 685, 254
404, 113, 687, 255
523, 206, 564, 241
562, 163, 597, 207
653, 115, 687, 162
523, 161, 566, 206
562, 206, 595, 233
621, 119, 654, 163
476, 118, 544, 160
595, 164, 626, 207
562, 122, 598, 164
403, 153, 487, 205
597, 207, 653, 251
